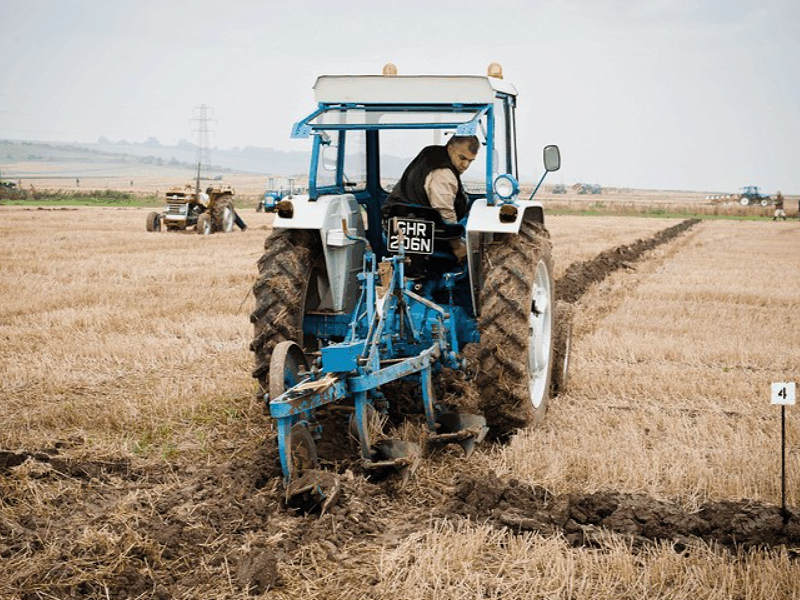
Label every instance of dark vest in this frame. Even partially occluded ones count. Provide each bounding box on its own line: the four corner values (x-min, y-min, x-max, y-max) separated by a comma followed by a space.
382, 145, 468, 222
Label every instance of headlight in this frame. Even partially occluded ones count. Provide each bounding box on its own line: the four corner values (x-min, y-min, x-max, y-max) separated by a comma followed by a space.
493, 174, 518, 200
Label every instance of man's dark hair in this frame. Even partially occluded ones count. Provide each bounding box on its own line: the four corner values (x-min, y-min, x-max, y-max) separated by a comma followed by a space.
446, 135, 480, 154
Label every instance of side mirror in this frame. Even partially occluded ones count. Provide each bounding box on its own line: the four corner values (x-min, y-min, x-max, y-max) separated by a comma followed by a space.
321, 145, 338, 172
543, 145, 561, 172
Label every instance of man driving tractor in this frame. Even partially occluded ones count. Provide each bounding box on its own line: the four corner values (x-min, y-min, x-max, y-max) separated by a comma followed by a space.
381, 135, 480, 261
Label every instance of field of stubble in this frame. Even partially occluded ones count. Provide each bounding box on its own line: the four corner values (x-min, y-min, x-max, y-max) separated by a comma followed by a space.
1, 206, 799, 599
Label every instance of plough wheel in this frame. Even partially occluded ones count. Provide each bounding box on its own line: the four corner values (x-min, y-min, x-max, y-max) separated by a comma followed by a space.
269, 340, 308, 402
270, 341, 316, 482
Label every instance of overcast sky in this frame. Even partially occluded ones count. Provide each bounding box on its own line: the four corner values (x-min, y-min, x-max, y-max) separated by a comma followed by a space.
1, 0, 798, 191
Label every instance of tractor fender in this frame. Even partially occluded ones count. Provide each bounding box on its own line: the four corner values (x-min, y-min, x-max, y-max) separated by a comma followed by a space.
465, 198, 545, 316
465, 198, 544, 234
273, 194, 365, 313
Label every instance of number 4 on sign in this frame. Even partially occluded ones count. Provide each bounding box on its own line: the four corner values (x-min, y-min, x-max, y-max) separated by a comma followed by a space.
771, 382, 796, 405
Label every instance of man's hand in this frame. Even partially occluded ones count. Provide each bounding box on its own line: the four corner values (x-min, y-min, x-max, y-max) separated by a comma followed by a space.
450, 239, 467, 262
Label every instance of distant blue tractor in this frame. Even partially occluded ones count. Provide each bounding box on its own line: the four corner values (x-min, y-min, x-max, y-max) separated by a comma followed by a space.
251, 67, 570, 505
738, 185, 771, 207
257, 178, 294, 212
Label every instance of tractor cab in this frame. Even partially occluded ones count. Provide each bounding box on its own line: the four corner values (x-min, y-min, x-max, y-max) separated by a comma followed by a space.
273, 65, 559, 316
288, 66, 553, 253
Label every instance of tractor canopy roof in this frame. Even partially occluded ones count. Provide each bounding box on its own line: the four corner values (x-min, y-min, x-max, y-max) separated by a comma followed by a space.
313, 75, 517, 104
292, 75, 518, 139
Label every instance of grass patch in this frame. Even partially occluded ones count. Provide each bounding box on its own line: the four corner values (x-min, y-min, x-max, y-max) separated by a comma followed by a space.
0, 189, 162, 207
547, 208, 783, 221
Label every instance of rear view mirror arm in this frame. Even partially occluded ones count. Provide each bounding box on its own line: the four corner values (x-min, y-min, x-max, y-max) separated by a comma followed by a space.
527, 171, 548, 201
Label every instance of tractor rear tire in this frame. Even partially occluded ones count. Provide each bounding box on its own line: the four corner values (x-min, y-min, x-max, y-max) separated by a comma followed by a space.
211, 197, 235, 233
465, 221, 554, 439
146, 212, 161, 232
250, 229, 322, 393
551, 300, 574, 397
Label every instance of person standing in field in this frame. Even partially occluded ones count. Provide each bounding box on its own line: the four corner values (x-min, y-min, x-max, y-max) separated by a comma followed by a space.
773, 191, 786, 221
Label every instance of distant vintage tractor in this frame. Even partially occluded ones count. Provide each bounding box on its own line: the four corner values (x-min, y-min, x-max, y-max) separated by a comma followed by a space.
146, 184, 237, 234
738, 185, 772, 207
251, 65, 572, 505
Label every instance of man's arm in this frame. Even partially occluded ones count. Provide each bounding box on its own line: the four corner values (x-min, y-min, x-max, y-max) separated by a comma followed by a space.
424, 169, 459, 222
424, 169, 466, 261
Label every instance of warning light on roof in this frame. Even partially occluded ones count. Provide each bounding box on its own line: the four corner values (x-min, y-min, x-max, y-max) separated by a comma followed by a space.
382, 63, 398, 76
487, 62, 503, 79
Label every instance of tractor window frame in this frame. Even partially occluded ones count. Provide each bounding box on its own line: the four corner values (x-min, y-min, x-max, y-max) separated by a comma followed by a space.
305, 102, 503, 201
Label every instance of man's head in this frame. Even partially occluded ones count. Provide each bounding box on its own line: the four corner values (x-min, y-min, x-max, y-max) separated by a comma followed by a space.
446, 135, 480, 174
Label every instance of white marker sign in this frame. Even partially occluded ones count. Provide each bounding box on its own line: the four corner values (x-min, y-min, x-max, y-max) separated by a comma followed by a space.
771, 382, 796, 405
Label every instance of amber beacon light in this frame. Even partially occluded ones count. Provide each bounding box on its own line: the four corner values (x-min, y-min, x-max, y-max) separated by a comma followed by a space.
487, 62, 503, 79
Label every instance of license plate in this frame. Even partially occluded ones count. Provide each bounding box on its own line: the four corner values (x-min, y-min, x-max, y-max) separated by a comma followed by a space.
387, 218, 435, 255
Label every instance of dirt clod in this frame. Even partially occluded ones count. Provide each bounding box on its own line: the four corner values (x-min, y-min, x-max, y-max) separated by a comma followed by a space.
237, 548, 280, 594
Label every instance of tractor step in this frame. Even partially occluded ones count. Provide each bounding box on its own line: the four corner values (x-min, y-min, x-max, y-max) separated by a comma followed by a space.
428, 412, 489, 458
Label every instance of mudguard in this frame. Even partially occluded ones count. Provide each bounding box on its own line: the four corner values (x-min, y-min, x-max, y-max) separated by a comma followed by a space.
273, 194, 365, 313
465, 198, 545, 315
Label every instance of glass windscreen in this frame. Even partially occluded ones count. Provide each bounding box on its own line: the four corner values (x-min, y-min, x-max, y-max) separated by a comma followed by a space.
343, 130, 366, 191
378, 128, 487, 196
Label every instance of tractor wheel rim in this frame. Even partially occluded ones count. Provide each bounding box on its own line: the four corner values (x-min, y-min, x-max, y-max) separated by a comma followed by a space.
527, 259, 552, 409
223, 207, 234, 231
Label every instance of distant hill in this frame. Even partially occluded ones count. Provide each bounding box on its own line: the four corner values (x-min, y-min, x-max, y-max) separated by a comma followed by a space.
0, 138, 419, 181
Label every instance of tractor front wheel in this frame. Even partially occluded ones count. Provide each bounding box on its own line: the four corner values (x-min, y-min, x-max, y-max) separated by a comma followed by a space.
466, 221, 555, 438
146, 212, 161, 232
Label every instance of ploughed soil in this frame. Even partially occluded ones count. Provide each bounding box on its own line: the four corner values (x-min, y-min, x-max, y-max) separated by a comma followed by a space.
7, 217, 796, 599
554, 218, 699, 303
447, 472, 800, 551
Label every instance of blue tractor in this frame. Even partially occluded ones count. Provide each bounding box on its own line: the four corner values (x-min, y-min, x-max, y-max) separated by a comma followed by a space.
257, 178, 297, 212
738, 185, 771, 207
251, 66, 570, 505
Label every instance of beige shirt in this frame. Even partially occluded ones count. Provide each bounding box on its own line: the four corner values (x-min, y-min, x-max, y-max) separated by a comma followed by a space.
424, 168, 459, 222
